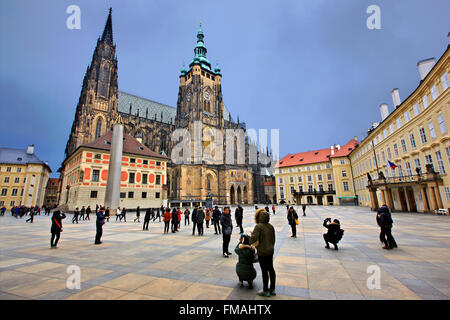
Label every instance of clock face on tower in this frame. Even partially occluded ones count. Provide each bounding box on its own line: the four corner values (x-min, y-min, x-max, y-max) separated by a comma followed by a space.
204, 91, 210, 101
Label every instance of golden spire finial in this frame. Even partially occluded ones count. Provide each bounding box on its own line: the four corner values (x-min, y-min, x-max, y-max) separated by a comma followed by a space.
115, 114, 123, 125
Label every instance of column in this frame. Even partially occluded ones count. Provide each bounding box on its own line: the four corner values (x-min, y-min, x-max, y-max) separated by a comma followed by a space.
104, 122, 124, 215
386, 188, 395, 211
434, 184, 443, 209
370, 189, 379, 211
429, 185, 438, 212
420, 187, 429, 212
380, 189, 386, 206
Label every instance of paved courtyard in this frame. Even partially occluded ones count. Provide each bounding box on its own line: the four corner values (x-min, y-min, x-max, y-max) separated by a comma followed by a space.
0, 205, 449, 300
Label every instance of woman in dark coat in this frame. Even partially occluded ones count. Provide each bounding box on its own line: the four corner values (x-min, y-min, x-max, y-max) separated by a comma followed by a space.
220, 207, 233, 257
235, 234, 257, 289
50, 210, 66, 248
287, 206, 298, 238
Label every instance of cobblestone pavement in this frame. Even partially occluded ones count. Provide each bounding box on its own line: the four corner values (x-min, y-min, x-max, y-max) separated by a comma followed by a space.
0, 205, 449, 300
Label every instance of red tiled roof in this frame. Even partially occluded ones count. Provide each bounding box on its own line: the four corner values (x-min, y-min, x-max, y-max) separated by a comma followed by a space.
47, 178, 59, 187
276, 139, 358, 168
81, 131, 169, 160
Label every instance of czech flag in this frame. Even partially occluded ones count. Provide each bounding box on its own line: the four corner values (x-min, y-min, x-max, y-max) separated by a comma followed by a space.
387, 160, 398, 169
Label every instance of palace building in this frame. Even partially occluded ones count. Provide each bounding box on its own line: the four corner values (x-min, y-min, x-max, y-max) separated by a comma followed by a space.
61, 9, 268, 207
59, 131, 168, 210
0, 145, 51, 208
349, 46, 449, 213
275, 139, 358, 206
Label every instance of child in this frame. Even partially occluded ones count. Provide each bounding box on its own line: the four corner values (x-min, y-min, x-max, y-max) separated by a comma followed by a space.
234, 234, 257, 289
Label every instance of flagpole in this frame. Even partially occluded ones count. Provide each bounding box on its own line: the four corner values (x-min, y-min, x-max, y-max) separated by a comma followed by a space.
371, 142, 380, 177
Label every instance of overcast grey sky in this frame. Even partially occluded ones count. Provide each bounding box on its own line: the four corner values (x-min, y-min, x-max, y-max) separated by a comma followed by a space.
0, 0, 449, 177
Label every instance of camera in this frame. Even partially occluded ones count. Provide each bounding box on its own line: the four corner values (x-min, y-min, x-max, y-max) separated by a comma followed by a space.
325, 217, 331, 222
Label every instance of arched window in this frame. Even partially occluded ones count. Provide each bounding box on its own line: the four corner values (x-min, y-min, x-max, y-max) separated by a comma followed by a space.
95, 118, 102, 138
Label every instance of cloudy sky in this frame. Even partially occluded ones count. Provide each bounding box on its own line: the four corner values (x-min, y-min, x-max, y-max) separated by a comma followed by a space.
0, 0, 449, 177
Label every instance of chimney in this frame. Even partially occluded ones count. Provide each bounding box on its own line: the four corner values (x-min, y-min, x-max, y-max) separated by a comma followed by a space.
336, 144, 341, 150
330, 145, 334, 155
379, 103, 389, 121
417, 58, 436, 81
391, 88, 401, 108
354, 136, 358, 142
27, 144, 34, 155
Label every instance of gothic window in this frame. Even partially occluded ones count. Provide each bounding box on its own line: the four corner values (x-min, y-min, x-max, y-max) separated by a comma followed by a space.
95, 118, 102, 138
100, 65, 109, 97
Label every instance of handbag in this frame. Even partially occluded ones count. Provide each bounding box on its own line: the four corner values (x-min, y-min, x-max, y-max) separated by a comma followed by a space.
295, 219, 299, 225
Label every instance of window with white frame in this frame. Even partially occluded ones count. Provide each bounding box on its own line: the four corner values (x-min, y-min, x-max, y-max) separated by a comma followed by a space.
382, 151, 386, 162
422, 95, 428, 108
441, 73, 449, 90
343, 181, 349, 191
409, 133, 416, 149
404, 111, 411, 123
413, 103, 420, 116
279, 177, 283, 184
342, 170, 347, 177
419, 127, 427, 144
428, 122, 436, 139
425, 154, 434, 171
387, 147, 392, 159
327, 173, 332, 180
340, 159, 345, 165
393, 143, 399, 157
436, 150, 446, 174
383, 129, 388, 139
298, 176, 302, 182
279, 186, 284, 199
431, 85, 438, 100
308, 175, 312, 182
396, 118, 402, 129
438, 114, 447, 134
405, 162, 412, 176
414, 158, 422, 173
389, 124, 394, 134
318, 174, 322, 181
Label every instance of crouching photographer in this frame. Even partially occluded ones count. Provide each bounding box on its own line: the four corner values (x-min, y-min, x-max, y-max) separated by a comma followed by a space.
323, 218, 344, 250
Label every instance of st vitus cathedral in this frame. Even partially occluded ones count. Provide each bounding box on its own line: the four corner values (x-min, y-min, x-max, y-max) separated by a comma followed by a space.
63, 9, 273, 205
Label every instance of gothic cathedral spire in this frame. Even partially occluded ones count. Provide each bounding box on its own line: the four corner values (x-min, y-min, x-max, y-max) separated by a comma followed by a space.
64, 8, 118, 159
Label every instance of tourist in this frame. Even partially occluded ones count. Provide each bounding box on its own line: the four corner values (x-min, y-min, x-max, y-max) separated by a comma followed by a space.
95, 204, 99, 214
0, 205, 5, 216
85, 206, 91, 221
265, 206, 270, 214
95, 207, 106, 244
143, 208, 151, 231
192, 206, 198, 235
72, 207, 80, 224
376, 204, 397, 249
323, 217, 344, 250
122, 207, 127, 222
177, 208, 182, 229
116, 207, 122, 221
196, 206, 205, 236
184, 208, 190, 226
302, 204, 307, 216
212, 206, 221, 235
80, 206, 86, 220
105, 207, 110, 222
272, 204, 275, 215
171, 207, 179, 233
155, 207, 161, 222
235, 234, 257, 289
26, 207, 35, 223
250, 208, 276, 297
287, 206, 298, 238
235, 205, 244, 234
205, 208, 211, 228
50, 210, 66, 248
163, 208, 171, 234
220, 206, 233, 257
134, 206, 141, 222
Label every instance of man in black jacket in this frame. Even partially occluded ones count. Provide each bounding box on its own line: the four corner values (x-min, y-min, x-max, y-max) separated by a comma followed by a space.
143, 208, 151, 230
192, 206, 198, 235
235, 205, 244, 234
85, 206, 91, 221
323, 218, 343, 250
171, 207, 179, 233
376, 204, 398, 249
212, 206, 221, 234
196, 207, 205, 236
95, 207, 106, 244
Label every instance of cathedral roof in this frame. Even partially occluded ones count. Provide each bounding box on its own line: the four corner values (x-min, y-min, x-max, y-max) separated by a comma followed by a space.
118, 91, 231, 122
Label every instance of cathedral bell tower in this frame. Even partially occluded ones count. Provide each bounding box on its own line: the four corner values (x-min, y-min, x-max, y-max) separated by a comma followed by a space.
175, 24, 224, 130
64, 8, 119, 159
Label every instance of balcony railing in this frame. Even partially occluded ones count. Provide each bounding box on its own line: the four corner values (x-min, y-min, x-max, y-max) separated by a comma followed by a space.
292, 190, 336, 196
367, 172, 442, 187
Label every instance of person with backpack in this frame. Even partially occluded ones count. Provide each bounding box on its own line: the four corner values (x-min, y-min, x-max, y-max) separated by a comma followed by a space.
323, 217, 344, 250
163, 208, 171, 233
212, 206, 221, 235
220, 207, 233, 257
250, 208, 276, 297
287, 206, 298, 238
50, 210, 66, 248
196, 207, 205, 236
376, 204, 397, 249
235, 234, 257, 289
235, 205, 244, 234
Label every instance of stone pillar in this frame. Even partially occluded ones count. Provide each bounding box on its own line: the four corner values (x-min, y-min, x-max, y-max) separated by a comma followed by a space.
420, 187, 429, 212
435, 184, 443, 209
104, 123, 124, 215
386, 188, 395, 211
369, 189, 379, 211
429, 185, 438, 212
380, 189, 386, 206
